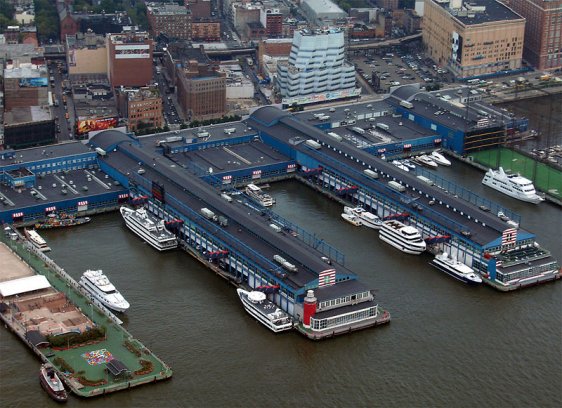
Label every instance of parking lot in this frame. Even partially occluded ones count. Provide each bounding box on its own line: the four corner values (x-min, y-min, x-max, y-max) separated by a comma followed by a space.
351, 47, 455, 93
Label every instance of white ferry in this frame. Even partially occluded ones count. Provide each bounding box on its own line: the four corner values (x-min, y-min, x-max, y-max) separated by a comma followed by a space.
430, 151, 451, 166
344, 206, 382, 229
430, 253, 482, 285
24, 229, 51, 252
245, 183, 275, 207
415, 155, 438, 168
79, 269, 130, 313
236, 289, 293, 333
120, 206, 178, 251
482, 167, 544, 204
379, 220, 426, 254
341, 212, 362, 226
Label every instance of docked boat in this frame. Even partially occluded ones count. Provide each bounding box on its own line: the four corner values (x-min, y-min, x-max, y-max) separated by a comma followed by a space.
39, 363, 67, 403
379, 220, 426, 254
402, 160, 416, 170
430, 252, 482, 284
79, 269, 130, 313
392, 160, 410, 172
344, 206, 382, 229
35, 213, 91, 229
245, 183, 275, 207
430, 151, 451, 166
482, 167, 544, 204
341, 212, 362, 226
24, 229, 51, 252
120, 206, 178, 251
414, 155, 438, 168
236, 288, 293, 333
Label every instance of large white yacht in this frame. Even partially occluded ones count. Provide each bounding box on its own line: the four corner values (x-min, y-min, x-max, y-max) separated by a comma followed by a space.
379, 220, 426, 254
430, 253, 482, 284
120, 206, 178, 251
79, 269, 130, 313
245, 183, 275, 207
414, 155, 438, 168
430, 151, 451, 166
24, 229, 51, 252
344, 206, 382, 229
236, 289, 293, 333
482, 167, 544, 204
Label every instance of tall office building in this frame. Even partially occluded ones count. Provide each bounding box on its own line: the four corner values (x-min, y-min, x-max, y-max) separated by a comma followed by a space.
423, 0, 525, 78
502, 0, 562, 71
276, 28, 359, 105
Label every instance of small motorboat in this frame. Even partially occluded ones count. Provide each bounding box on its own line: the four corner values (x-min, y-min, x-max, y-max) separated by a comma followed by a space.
341, 213, 362, 226
39, 363, 68, 402
392, 160, 410, 172
415, 155, 438, 168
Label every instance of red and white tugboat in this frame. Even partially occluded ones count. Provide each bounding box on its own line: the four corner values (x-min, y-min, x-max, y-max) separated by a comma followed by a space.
39, 363, 68, 402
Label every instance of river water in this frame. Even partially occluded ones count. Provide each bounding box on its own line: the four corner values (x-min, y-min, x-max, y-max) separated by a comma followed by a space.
1, 157, 560, 408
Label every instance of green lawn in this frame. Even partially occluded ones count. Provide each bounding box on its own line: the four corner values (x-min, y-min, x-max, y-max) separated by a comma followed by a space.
470, 148, 562, 199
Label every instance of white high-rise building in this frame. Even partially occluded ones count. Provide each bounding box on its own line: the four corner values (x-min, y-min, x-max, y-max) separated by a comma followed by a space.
276, 28, 359, 105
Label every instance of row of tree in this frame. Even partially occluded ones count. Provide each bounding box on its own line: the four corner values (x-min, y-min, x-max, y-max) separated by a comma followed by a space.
0, 0, 17, 32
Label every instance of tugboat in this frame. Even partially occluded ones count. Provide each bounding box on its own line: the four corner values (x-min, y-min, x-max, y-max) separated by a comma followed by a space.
39, 363, 67, 402
35, 213, 91, 229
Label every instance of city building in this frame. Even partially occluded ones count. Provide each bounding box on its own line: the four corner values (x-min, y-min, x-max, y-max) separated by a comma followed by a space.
3, 63, 49, 111
423, 0, 525, 78
66, 32, 108, 78
276, 28, 359, 106
77, 12, 135, 36
300, 0, 347, 22
176, 60, 226, 121
106, 32, 154, 88
116, 86, 163, 131
220, 63, 255, 99
191, 18, 221, 41
3, 106, 55, 149
377, 0, 399, 9
502, 0, 562, 71
58, 5, 79, 41
260, 8, 283, 38
185, 0, 211, 18
147, 3, 192, 40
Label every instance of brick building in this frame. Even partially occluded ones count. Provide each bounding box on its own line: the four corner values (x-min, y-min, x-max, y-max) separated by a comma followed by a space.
176, 60, 226, 121
191, 19, 221, 41
147, 3, 192, 40
185, 0, 211, 18
107, 32, 154, 88
116, 86, 163, 131
260, 8, 283, 37
502, 0, 562, 71
58, 5, 79, 41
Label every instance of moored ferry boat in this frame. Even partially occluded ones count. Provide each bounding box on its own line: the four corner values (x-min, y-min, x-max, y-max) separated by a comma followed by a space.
39, 363, 67, 403
236, 289, 293, 332
120, 206, 178, 251
430, 252, 482, 284
482, 167, 544, 204
341, 212, 362, 226
24, 229, 51, 252
35, 213, 91, 229
344, 206, 382, 229
79, 269, 130, 313
379, 220, 426, 254
244, 183, 275, 207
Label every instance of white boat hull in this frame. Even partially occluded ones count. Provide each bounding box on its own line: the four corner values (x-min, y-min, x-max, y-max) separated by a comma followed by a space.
379, 234, 425, 254
430, 259, 482, 284
120, 207, 178, 251
237, 289, 293, 333
482, 176, 543, 204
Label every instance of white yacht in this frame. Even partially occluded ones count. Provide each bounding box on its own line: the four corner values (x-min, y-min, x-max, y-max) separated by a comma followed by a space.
402, 160, 417, 170
120, 206, 178, 251
24, 229, 51, 252
379, 220, 426, 254
344, 206, 382, 229
430, 253, 482, 284
79, 269, 130, 313
415, 155, 438, 169
392, 160, 410, 172
236, 289, 293, 333
482, 167, 544, 204
245, 183, 275, 207
341, 212, 362, 226
430, 151, 451, 166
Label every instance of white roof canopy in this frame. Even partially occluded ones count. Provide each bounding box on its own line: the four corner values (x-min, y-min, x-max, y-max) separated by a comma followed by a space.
0, 275, 51, 297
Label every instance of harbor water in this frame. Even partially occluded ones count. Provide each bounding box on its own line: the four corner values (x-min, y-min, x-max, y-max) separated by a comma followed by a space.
1, 162, 561, 407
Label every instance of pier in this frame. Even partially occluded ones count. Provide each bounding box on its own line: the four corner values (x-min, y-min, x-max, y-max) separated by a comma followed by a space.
0, 233, 172, 398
